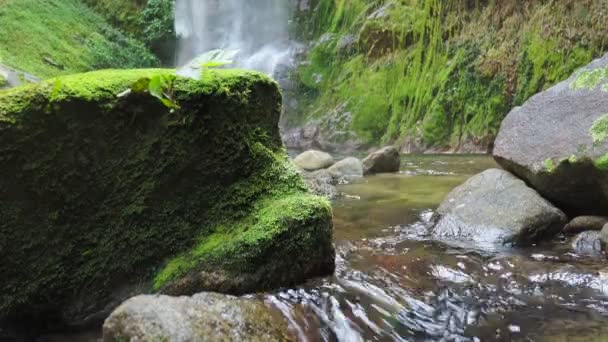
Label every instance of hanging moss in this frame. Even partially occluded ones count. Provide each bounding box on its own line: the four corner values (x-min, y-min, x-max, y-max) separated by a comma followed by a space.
291, 0, 608, 149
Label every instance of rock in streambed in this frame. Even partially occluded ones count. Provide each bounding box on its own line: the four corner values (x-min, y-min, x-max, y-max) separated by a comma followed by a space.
432, 169, 567, 248
103, 293, 291, 342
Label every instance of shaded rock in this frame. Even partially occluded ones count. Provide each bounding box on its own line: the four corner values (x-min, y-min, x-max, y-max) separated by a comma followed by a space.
363, 146, 401, 175
432, 169, 567, 248
494, 53, 608, 215
103, 293, 291, 342
281, 103, 363, 153
293, 150, 335, 171
301, 169, 339, 199
327, 157, 363, 182
564, 216, 608, 235
571, 231, 603, 255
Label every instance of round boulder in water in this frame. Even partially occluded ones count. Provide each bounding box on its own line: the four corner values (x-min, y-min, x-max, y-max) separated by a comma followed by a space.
293, 150, 335, 171
494, 53, 608, 215
563, 216, 608, 235
362, 146, 400, 175
103, 293, 291, 342
432, 169, 567, 248
327, 157, 364, 182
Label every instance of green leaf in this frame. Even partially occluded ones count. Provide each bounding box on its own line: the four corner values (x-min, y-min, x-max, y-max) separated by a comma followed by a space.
148, 75, 165, 100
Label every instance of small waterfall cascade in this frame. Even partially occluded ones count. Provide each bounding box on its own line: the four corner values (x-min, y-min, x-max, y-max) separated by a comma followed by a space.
174, 0, 296, 76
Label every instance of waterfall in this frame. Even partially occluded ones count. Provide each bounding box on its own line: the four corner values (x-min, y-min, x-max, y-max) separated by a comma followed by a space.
174, 0, 296, 76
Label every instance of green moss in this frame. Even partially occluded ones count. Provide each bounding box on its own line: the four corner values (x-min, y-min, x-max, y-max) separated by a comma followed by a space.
0, 0, 158, 78
154, 193, 332, 290
571, 67, 608, 91
544, 158, 556, 172
0, 74, 6, 88
0, 68, 333, 322
590, 114, 608, 144
594, 153, 608, 171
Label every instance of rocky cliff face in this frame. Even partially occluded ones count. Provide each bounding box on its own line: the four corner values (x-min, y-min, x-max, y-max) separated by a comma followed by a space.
0, 69, 334, 328
284, 0, 608, 152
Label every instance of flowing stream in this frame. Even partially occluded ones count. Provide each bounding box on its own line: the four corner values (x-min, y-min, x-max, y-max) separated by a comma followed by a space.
259, 155, 608, 341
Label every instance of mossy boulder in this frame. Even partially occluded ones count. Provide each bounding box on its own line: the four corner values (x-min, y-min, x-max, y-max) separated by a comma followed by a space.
494, 53, 608, 215
0, 69, 334, 327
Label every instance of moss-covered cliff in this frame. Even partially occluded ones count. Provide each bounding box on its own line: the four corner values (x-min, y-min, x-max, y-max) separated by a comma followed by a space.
289, 0, 608, 151
0, 69, 334, 327
0, 0, 159, 78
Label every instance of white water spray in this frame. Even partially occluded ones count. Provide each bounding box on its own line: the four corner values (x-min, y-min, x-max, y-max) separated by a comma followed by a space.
174, 0, 296, 75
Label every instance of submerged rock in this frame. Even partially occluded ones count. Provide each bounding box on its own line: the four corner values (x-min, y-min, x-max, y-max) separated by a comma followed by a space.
432, 169, 567, 247
0, 69, 334, 326
363, 146, 401, 175
564, 216, 608, 235
293, 150, 335, 171
327, 157, 363, 182
103, 293, 291, 342
571, 231, 604, 255
494, 53, 608, 215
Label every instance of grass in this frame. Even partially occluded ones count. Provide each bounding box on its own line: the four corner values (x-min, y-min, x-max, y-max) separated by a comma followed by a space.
0, 0, 158, 78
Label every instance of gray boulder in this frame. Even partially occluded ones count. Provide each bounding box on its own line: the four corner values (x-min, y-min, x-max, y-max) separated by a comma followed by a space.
363, 146, 400, 175
293, 150, 334, 171
301, 169, 339, 199
571, 231, 604, 255
494, 53, 608, 215
563, 216, 608, 235
432, 169, 567, 247
103, 293, 291, 342
327, 157, 363, 182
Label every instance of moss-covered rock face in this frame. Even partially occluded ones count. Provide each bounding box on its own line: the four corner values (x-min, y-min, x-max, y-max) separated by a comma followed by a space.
0, 69, 334, 326
289, 0, 608, 151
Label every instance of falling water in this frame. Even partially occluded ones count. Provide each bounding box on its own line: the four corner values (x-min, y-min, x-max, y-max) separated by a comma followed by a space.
174, 0, 296, 75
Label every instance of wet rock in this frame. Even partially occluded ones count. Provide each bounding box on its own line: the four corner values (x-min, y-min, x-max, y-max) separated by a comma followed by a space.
363, 146, 401, 175
301, 169, 339, 199
432, 169, 567, 247
563, 216, 608, 234
600, 223, 608, 246
293, 150, 335, 171
327, 157, 363, 182
571, 231, 603, 255
103, 293, 291, 342
494, 53, 608, 215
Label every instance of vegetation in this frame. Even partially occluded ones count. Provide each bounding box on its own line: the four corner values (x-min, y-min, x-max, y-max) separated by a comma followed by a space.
83, 0, 176, 62
0, 69, 333, 322
291, 0, 608, 149
0, 0, 159, 78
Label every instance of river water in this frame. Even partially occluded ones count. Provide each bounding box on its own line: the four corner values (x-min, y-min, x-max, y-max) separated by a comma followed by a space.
260, 155, 608, 341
